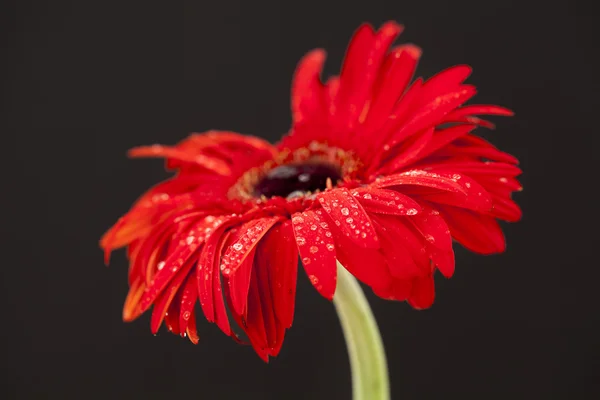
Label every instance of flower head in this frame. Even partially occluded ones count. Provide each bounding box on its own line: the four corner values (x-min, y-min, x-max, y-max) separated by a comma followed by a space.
102, 22, 521, 361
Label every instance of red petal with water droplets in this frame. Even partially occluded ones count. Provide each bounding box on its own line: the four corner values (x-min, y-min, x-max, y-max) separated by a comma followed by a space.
408, 206, 455, 278
149, 260, 194, 334
226, 248, 256, 316
351, 187, 421, 216
376, 170, 492, 212
221, 217, 282, 278
291, 210, 337, 300
178, 273, 199, 334
197, 217, 238, 335
138, 219, 209, 312
317, 188, 379, 248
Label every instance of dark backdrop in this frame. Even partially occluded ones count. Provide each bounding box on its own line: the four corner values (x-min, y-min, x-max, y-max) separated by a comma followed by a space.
1, 0, 597, 399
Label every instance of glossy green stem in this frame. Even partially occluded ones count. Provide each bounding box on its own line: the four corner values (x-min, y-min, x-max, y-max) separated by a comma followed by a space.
333, 262, 390, 400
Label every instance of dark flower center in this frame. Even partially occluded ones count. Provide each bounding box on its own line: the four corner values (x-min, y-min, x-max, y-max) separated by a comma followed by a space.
254, 163, 342, 199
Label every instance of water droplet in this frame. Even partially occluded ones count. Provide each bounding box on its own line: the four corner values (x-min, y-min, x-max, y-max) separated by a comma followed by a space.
346, 217, 353, 224
233, 243, 243, 251
309, 275, 319, 285
325, 231, 332, 238
499, 177, 508, 183
296, 237, 306, 246
363, 193, 372, 199
302, 257, 311, 265
182, 311, 191, 321
361, 232, 367, 239
341, 207, 349, 216
157, 261, 165, 271
309, 246, 318, 254
407, 208, 418, 215
326, 243, 335, 251
425, 234, 435, 243
465, 182, 471, 188
310, 224, 317, 231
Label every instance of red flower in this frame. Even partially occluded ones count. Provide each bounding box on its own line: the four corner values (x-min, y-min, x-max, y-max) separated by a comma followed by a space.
101, 22, 521, 361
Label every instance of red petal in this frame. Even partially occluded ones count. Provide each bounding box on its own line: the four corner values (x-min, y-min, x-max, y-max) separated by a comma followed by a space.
292, 49, 327, 126
393, 85, 477, 142
351, 187, 422, 216
438, 205, 506, 254
149, 261, 194, 334
254, 249, 279, 352
122, 277, 145, 322
291, 210, 337, 300
373, 219, 422, 280
178, 272, 199, 335
226, 248, 256, 316
408, 206, 455, 278
186, 310, 200, 344
259, 221, 298, 328
128, 145, 231, 175
197, 216, 238, 335
376, 170, 493, 212
408, 273, 436, 309
332, 229, 392, 292
317, 188, 379, 248
221, 216, 282, 278
244, 267, 270, 362
370, 214, 431, 274
420, 65, 473, 101
361, 44, 421, 135
445, 105, 514, 121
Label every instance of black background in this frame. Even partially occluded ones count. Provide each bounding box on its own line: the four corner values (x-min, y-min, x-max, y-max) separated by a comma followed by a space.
2, 0, 598, 399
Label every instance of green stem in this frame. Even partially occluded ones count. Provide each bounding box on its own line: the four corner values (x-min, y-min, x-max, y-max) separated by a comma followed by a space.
333, 261, 390, 400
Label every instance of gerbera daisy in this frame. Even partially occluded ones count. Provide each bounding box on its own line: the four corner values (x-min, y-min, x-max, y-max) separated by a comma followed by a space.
101, 21, 521, 363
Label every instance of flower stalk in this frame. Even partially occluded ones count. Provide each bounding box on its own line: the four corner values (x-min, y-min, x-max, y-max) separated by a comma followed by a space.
333, 261, 390, 400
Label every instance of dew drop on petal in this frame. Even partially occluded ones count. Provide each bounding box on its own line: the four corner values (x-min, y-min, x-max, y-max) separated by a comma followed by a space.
296, 237, 306, 246
341, 207, 349, 216
407, 208, 418, 215
326, 243, 335, 251
233, 243, 243, 251
302, 257, 311, 265
309, 246, 319, 254
157, 261, 165, 271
